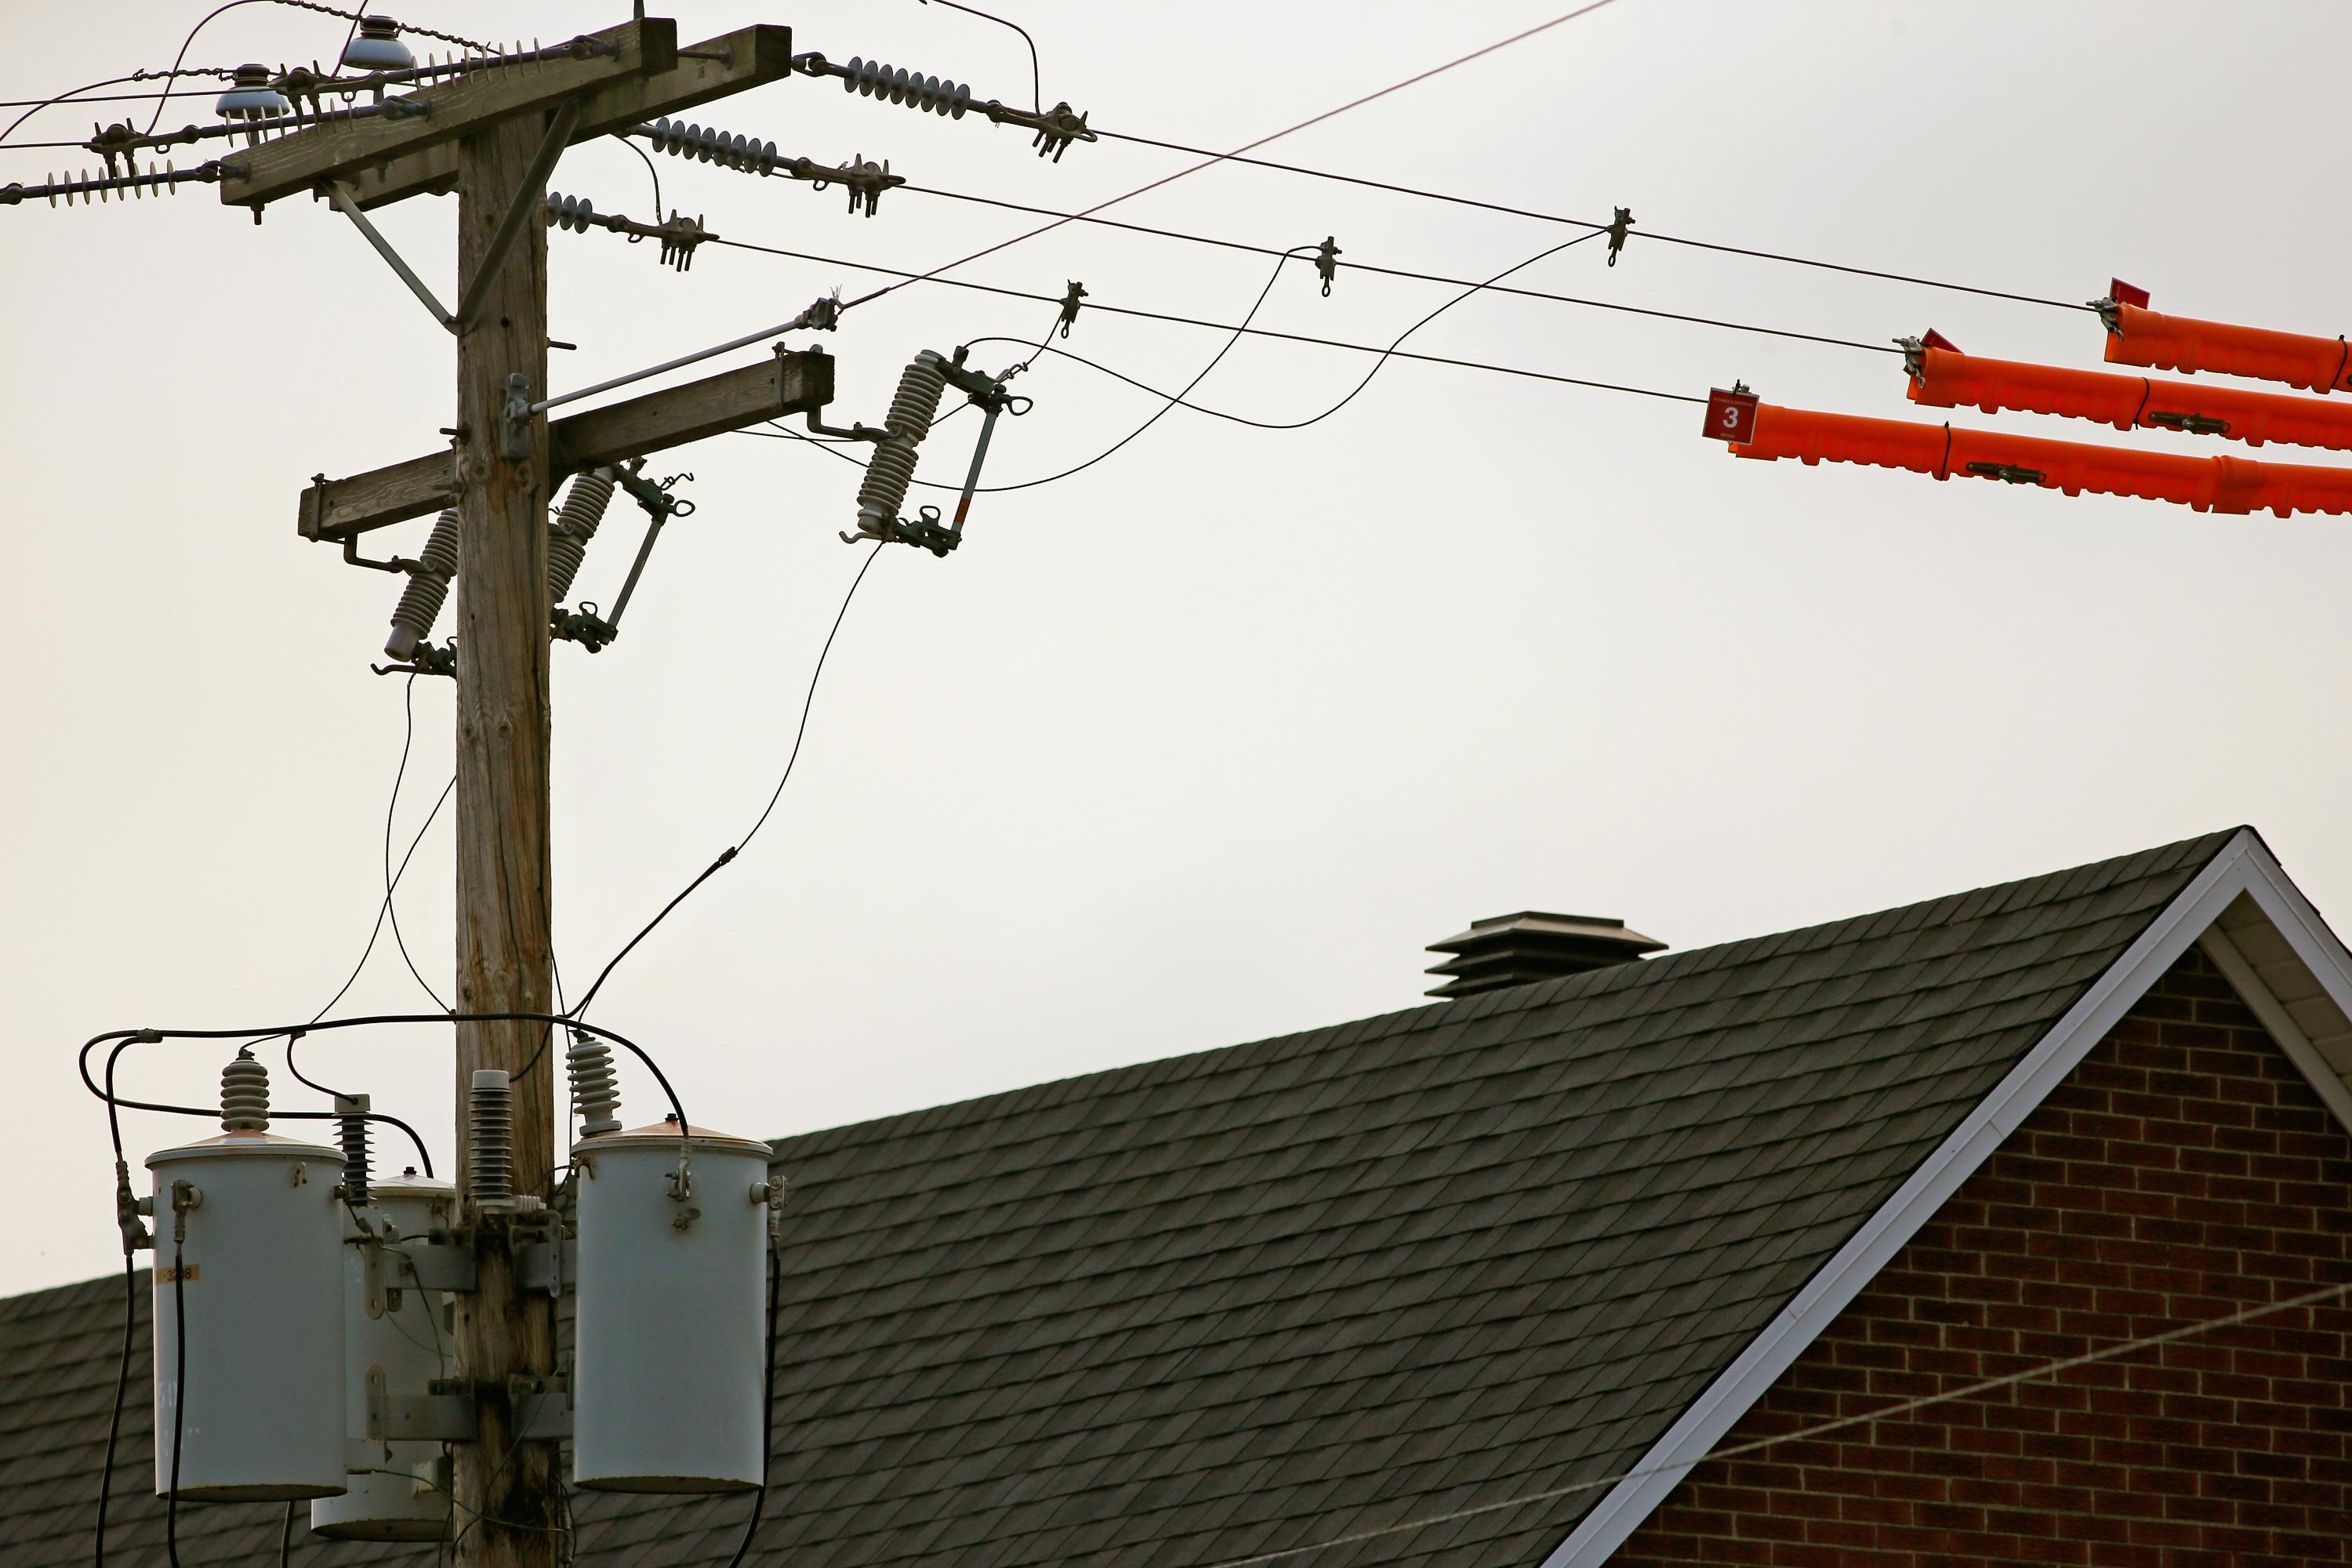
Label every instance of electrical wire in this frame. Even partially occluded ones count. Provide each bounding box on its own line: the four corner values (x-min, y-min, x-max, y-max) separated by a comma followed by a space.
918, 0, 1042, 112
721, 1235, 785, 1568
386, 676, 450, 1013
1, 70, 236, 150
835, 0, 1627, 313
92, 1256, 136, 1568
568, 541, 885, 1023
1087, 126, 2096, 316
165, 1234, 187, 1568
1184, 1272, 2352, 1568
707, 234, 1703, 407
900, 182, 1899, 358
83, 1013, 690, 1142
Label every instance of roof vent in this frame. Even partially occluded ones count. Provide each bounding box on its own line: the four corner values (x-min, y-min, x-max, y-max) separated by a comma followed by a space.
1424, 912, 1664, 999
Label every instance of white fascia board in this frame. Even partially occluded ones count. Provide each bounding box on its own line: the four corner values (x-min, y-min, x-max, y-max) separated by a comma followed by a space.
2200, 855, 2352, 1134
1540, 828, 2294, 1568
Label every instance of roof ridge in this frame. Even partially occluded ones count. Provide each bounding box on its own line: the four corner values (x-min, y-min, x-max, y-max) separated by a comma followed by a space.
768, 827, 2245, 1164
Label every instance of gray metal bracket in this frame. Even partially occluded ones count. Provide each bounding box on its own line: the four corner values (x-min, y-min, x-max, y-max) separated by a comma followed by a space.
387, 1234, 479, 1294
517, 1235, 576, 1296
325, 178, 455, 330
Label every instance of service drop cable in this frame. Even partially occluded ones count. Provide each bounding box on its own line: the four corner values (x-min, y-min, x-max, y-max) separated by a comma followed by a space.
1179, 1272, 2352, 1568
567, 541, 885, 1023
383, 675, 450, 1012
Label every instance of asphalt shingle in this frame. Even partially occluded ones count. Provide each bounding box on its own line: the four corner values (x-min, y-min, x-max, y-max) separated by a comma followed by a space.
0, 829, 2238, 1568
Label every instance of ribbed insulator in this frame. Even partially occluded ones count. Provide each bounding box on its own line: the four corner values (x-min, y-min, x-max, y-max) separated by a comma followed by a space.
840, 56, 970, 119
644, 116, 779, 174
468, 1069, 512, 1205
566, 1033, 622, 1139
220, 1051, 270, 1133
855, 350, 949, 535
386, 509, 459, 660
548, 468, 616, 606
545, 189, 596, 232
334, 1094, 372, 1205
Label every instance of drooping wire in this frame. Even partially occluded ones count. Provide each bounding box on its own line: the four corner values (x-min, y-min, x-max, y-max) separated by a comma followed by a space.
708, 234, 1704, 408
567, 542, 885, 1024
1, 69, 237, 150
1084, 126, 2096, 315
900, 181, 1899, 357
385, 675, 449, 1013
720, 1236, 785, 1568
1180, 1272, 2352, 1568
836, 0, 1627, 312
92, 1255, 137, 1568
918, 0, 1042, 112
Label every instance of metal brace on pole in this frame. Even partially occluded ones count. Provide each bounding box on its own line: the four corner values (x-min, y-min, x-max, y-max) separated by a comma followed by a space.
452, 100, 580, 332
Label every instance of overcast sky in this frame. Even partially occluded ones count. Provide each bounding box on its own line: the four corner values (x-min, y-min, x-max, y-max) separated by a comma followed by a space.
5, 0, 2350, 1298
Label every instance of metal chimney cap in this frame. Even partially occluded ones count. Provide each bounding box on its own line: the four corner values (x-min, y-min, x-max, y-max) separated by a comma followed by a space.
1424, 910, 1665, 1000
1425, 911, 1664, 955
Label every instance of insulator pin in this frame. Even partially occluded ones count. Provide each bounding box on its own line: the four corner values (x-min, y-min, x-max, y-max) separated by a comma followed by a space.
220, 1050, 270, 1133
334, 1093, 372, 1205
468, 1069, 513, 1206
854, 350, 951, 540
567, 1032, 622, 1139
385, 509, 459, 660
840, 56, 970, 118
642, 116, 779, 173
549, 468, 616, 606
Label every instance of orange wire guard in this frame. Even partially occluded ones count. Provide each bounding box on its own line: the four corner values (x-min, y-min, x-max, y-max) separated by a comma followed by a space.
1726, 402, 2352, 517
1907, 347, 2352, 453
2103, 303, 2352, 395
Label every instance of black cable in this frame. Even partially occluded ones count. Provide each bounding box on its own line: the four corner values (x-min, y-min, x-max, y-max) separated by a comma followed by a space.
1086, 126, 2096, 315
279, 1501, 296, 1568
722, 1236, 784, 1568
92, 1255, 136, 1568
620, 135, 662, 219
1, 69, 236, 150
902, 182, 1899, 358
386, 676, 450, 1012
82, 1020, 687, 1152
568, 542, 884, 1023
833, 0, 1624, 314
918, 0, 1042, 112
165, 1234, 187, 1568
710, 234, 1703, 408
301, 774, 454, 1027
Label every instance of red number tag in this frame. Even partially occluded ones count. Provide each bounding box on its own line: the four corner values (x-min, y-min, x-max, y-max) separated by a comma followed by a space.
1704, 387, 1759, 445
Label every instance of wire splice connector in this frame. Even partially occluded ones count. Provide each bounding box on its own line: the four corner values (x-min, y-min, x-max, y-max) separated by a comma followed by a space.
546, 191, 714, 271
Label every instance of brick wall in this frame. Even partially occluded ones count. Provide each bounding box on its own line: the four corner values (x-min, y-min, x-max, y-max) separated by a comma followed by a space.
1608, 945, 2352, 1566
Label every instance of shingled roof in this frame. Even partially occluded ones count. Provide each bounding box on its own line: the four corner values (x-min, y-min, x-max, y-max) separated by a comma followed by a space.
0, 829, 2251, 1568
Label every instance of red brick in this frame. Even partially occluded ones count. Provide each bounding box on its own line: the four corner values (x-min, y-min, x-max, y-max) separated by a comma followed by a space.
1610, 949, 2352, 1567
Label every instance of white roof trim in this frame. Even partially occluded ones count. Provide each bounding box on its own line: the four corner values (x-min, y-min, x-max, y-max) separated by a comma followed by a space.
1538, 828, 2352, 1568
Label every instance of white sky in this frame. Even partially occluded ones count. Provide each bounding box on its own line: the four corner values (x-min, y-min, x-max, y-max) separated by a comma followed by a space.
5, 0, 2350, 1298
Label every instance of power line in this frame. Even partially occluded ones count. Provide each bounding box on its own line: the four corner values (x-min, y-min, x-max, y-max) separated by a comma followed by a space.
899, 180, 1899, 358
837, 0, 1628, 312
1087, 125, 2096, 316
1188, 1273, 2352, 1568
706, 232, 1704, 408
568, 541, 886, 1024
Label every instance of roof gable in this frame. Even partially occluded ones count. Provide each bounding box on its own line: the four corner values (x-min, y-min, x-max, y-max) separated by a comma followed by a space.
0, 827, 2288, 1568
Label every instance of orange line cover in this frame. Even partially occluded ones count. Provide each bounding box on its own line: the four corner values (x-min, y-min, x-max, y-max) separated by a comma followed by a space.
1726, 402, 2352, 517
1907, 347, 2352, 453
2104, 303, 2352, 395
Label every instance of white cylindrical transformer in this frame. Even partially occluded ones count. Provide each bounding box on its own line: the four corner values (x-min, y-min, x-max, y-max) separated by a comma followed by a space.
148, 1128, 349, 1500
311, 1174, 457, 1541
573, 1119, 774, 1493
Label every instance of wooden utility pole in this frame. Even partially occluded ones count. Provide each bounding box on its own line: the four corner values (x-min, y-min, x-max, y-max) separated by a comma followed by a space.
450, 103, 560, 1568
226, 20, 829, 1568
